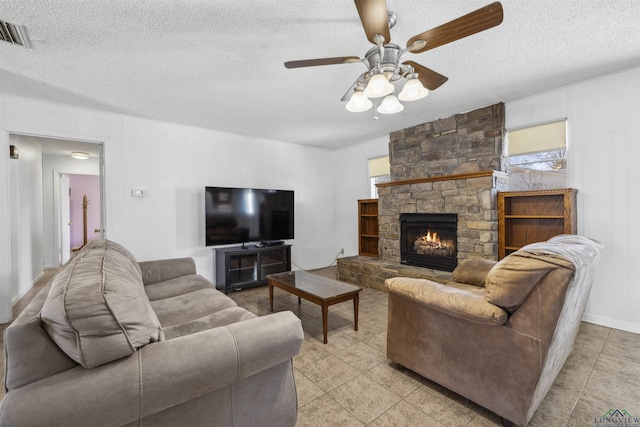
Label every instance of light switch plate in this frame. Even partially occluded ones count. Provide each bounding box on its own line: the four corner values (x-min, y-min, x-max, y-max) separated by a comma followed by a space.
131, 189, 146, 197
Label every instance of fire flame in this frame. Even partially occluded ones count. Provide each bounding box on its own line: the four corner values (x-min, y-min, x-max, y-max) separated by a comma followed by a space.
413, 230, 453, 256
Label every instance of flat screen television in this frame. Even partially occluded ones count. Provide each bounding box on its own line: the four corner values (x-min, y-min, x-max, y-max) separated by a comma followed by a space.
205, 186, 294, 246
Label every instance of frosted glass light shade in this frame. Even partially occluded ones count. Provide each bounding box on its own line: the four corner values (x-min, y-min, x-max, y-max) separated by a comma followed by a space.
377, 95, 404, 114
346, 90, 373, 112
363, 73, 394, 98
398, 78, 429, 101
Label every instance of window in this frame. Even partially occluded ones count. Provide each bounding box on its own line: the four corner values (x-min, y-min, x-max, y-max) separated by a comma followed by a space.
507, 120, 567, 190
368, 156, 390, 198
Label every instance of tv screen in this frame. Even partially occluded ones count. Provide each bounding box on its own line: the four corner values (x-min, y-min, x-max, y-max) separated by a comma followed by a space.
205, 187, 294, 246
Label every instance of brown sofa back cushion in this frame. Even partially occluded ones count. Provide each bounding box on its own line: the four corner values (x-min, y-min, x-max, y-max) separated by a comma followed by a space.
452, 258, 497, 287
485, 250, 575, 312
40, 240, 164, 368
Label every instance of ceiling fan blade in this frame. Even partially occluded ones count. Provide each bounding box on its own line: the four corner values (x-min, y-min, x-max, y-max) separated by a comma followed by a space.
403, 61, 448, 90
341, 73, 368, 101
284, 56, 361, 69
354, 0, 391, 44
407, 2, 503, 54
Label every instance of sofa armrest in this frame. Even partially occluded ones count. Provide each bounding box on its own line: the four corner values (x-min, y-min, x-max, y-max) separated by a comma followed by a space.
0, 311, 303, 426
139, 257, 196, 285
386, 277, 508, 325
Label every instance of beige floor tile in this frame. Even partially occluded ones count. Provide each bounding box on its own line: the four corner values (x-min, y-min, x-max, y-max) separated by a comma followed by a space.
314, 330, 361, 353
296, 353, 360, 392
294, 340, 332, 370
363, 361, 422, 398
564, 332, 607, 367
368, 400, 445, 427
600, 328, 640, 364
465, 408, 502, 427
527, 396, 573, 427
333, 341, 387, 373
294, 369, 325, 407
328, 374, 402, 424
578, 321, 611, 340
405, 383, 478, 427
543, 358, 594, 410
296, 394, 364, 427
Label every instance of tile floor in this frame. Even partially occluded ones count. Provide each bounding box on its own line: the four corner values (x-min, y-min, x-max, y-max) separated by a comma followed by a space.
3, 267, 640, 426
229, 267, 640, 427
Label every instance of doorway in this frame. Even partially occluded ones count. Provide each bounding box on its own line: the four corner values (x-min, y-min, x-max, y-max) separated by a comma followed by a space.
3, 132, 105, 323
59, 173, 102, 264
41, 138, 104, 266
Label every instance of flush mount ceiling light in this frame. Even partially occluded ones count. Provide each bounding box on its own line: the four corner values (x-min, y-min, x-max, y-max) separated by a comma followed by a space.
71, 151, 90, 160
284, 1, 503, 117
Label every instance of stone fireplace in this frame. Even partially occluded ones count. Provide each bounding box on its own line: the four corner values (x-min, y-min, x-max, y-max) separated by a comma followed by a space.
378, 103, 509, 266
338, 103, 510, 290
400, 213, 457, 271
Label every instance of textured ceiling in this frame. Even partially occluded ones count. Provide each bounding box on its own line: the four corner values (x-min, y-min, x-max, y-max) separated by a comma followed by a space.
1, 1, 639, 149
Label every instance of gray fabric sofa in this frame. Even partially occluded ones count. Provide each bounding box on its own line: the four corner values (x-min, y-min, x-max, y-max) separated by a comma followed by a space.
1, 239, 304, 426
386, 235, 603, 426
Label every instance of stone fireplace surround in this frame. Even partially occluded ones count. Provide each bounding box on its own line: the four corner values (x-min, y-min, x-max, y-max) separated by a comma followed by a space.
338, 103, 510, 290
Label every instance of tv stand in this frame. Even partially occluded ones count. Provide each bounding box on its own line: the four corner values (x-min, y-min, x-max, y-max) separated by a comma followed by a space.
215, 244, 291, 294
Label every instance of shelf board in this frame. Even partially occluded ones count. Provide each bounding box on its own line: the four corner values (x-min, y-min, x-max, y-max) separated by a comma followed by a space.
360, 252, 378, 257
504, 215, 565, 219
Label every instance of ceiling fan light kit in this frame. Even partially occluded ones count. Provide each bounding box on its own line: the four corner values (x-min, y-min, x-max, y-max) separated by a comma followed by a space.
346, 87, 374, 112
362, 72, 395, 99
285, 1, 503, 118
398, 75, 429, 102
377, 94, 404, 114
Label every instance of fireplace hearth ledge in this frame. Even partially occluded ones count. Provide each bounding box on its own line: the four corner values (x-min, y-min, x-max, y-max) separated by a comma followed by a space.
337, 256, 452, 292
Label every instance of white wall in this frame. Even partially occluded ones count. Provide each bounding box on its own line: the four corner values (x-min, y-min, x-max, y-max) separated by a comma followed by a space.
42, 153, 100, 267
506, 67, 640, 333
333, 136, 389, 257
8, 134, 44, 304
0, 95, 337, 323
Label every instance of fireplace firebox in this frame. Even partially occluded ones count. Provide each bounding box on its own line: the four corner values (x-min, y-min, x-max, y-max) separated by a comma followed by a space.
400, 213, 458, 272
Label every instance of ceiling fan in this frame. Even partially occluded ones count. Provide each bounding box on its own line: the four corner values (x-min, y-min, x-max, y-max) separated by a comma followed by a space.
284, 1, 503, 115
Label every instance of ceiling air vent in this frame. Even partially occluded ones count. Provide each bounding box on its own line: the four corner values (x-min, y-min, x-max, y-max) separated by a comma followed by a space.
0, 20, 30, 47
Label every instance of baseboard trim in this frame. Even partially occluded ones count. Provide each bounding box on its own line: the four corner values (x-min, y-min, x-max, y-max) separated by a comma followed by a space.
582, 313, 640, 334
12, 270, 45, 306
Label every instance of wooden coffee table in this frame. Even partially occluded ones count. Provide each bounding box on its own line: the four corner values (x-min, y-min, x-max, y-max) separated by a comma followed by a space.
267, 271, 362, 344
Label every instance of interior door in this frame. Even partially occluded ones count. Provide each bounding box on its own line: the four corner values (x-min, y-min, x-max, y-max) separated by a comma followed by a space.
60, 173, 71, 264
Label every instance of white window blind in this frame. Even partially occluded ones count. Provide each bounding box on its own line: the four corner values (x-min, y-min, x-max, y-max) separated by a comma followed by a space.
369, 156, 390, 178
508, 120, 566, 155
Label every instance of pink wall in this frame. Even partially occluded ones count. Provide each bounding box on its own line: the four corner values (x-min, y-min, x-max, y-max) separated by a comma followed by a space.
69, 174, 101, 249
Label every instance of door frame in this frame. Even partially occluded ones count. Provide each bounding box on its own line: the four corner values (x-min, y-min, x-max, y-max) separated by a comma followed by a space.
0, 128, 105, 323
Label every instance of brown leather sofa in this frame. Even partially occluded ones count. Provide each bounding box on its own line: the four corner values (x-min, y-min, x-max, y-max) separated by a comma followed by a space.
386, 235, 603, 426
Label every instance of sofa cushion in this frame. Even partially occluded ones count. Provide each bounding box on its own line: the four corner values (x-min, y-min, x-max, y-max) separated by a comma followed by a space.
151, 288, 237, 328
81, 239, 143, 278
386, 277, 508, 325
162, 306, 257, 340
452, 258, 497, 287
144, 274, 214, 301
40, 240, 164, 368
485, 250, 575, 312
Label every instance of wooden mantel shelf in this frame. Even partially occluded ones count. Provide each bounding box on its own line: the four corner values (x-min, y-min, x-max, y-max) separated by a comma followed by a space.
376, 170, 507, 188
